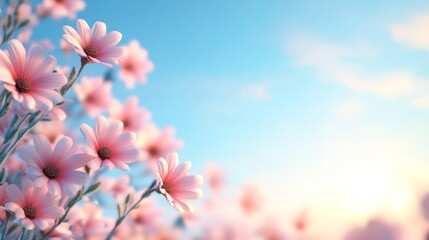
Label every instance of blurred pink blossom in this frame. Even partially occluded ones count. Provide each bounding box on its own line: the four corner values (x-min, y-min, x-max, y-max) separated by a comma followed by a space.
74, 77, 112, 117
60, 39, 74, 56
68, 202, 114, 240
204, 162, 226, 193
35, 120, 68, 144
37, 0, 85, 20
240, 183, 263, 215
137, 125, 183, 169
109, 96, 151, 133
343, 218, 403, 240
119, 40, 154, 88
0, 183, 9, 221
100, 175, 134, 200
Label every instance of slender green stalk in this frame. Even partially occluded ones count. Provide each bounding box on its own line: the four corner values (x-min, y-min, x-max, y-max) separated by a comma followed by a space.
105, 181, 158, 240
1, 212, 10, 240
42, 181, 100, 239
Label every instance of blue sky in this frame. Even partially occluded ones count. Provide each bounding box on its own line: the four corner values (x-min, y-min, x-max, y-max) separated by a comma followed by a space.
28, 0, 429, 228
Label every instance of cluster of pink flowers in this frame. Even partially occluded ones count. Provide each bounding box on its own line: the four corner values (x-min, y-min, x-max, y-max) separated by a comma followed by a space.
0, 1, 203, 239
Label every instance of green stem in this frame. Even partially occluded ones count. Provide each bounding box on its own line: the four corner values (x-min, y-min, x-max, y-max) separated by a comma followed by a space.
1, 213, 10, 240
105, 181, 157, 240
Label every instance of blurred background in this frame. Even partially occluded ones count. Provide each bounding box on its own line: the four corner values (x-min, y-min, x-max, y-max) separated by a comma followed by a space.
29, 0, 429, 239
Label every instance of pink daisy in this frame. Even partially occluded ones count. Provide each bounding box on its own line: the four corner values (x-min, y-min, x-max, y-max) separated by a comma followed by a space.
0, 183, 9, 221
204, 162, 226, 193
119, 40, 154, 88
74, 77, 112, 117
100, 175, 134, 200
63, 19, 122, 66
240, 183, 263, 215
37, 0, 85, 20
80, 115, 141, 171
156, 152, 203, 213
137, 125, 183, 168
68, 202, 114, 240
18, 135, 91, 195
115, 198, 162, 239
0, 40, 67, 111
35, 119, 68, 144
5, 177, 65, 230
109, 96, 151, 133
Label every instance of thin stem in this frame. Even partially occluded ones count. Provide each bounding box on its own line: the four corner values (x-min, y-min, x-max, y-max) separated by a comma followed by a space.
105, 181, 158, 240
1, 213, 10, 240
41, 188, 83, 239
18, 227, 25, 240
60, 59, 87, 96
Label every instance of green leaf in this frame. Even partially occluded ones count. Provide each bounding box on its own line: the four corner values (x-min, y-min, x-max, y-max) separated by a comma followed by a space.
6, 223, 19, 235
0, 92, 12, 118
116, 203, 121, 217
0, 168, 6, 183
84, 182, 101, 195
125, 194, 131, 205
67, 189, 83, 208
17, 19, 29, 29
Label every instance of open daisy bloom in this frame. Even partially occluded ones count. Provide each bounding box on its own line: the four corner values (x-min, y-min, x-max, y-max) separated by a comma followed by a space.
157, 152, 203, 213
5, 177, 64, 230
63, 19, 122, 66
0, 39, 67, 111
80, 115, 141, 171
19, 135, 91, 195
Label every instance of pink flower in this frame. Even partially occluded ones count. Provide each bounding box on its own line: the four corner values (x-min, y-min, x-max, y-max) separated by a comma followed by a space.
80, 115, 140, 171
0, 183, 9, 221
0, 40, 67, 111
37, 0, 85, 20
204, 162, 226, 193
35, 119, 68, 144
119, 40, 154, 88
240, 183, 263, 215
63, 19, 122, 66
60, 39, 74, 56
5, 178, 65, 230
74, 77, 112, 117
157, 152, 203, 213
3, 155, 27, 178
44, 222, 73, 240
344, 218, 403, 240
68, 202, 114, 240
258, 217, 288, 240
115, 198, 162, 239
100, 175, 134, 200
109, 96, 151, 133
137, 125, 183, 169
18, 135, 90, 195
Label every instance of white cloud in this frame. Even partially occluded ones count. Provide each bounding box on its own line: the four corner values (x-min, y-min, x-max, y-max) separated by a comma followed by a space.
411, 95, 429, 108
391, 13, 429, 50
286, 36, 416, 99
332, 99, 363, 118
240, 83, 269, 100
